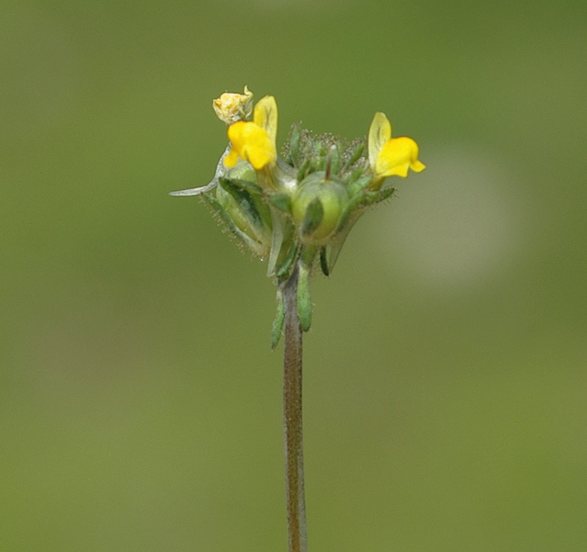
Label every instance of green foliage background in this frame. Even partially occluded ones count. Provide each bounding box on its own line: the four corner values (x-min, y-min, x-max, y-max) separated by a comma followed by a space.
2, 1, 586, 550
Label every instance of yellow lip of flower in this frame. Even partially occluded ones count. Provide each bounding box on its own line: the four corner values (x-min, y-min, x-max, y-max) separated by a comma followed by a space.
224, 95, 278, 170
368, 112, 426, 178
213, 86, 254, 124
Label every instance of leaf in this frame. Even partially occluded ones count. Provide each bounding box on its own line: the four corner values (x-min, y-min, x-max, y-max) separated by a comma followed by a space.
271, 289, 285, 349
296, 264, 312, 332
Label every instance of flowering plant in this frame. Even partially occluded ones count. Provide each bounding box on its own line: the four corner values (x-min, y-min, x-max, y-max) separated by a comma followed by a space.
172, 87, 425, 552
173, 87, 425, 343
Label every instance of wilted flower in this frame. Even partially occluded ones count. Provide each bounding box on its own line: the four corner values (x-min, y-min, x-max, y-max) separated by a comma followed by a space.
212, 86, 254, 124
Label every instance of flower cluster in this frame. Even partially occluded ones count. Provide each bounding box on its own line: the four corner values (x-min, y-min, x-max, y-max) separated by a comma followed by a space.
172, 87, 425, 345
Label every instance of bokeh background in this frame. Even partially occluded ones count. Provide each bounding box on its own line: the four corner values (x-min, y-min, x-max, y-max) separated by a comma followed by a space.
2, 0, 586, 550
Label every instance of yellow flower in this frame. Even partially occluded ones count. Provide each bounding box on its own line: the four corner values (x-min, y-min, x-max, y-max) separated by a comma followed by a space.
224, 96, 278, 170
213, 86, 254, 124
368, 112, 426, 179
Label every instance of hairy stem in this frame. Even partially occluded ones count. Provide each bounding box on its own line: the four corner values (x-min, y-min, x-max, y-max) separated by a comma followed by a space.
282, 268, 308, 552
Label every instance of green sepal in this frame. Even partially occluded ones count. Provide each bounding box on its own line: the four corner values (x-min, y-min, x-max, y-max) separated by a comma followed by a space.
325, 145, 340, 178
310, 142, 328, 172
286, 123, 302, 166
271, 288, 285, 349
360, 186, 395, 207
322, 209, 363, 274
269, 193, 292, 213
202, 193, 269, 258
218, 180, 263, 228
267, 209, 298, 280
296, 263, 312, 332
297, 159, 311, 182
349, 163, 369, 183
220, 176, 264, 196
217, 177, 273, 243
275, 241, 300, 280
343, 140, 366, 170
301, 197, 324, 238
300, 245, 318, 267
225, 161, 257, 183
319, 247, 330, 276
318, 186, 394, 271
348, 174, 373, 195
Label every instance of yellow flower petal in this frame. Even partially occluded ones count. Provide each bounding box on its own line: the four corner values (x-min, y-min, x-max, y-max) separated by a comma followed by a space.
223, 148, 240, 169
375, 137, 425, 178
225, 121, 276, 170
253, 96, 278, 144
222, 96, 278, 171
368, 112, 392, 169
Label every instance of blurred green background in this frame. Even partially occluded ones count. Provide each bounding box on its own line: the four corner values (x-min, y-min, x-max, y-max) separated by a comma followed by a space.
2, 0, 586, 550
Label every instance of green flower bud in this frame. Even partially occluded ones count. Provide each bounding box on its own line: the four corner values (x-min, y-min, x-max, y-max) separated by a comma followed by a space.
291, 174, 348, 245
215, 177, 272, 258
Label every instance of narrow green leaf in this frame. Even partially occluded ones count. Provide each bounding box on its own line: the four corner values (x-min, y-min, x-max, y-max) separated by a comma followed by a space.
275, 241, 300, 280
296, 264, 312, 332
271, 289, 285, 349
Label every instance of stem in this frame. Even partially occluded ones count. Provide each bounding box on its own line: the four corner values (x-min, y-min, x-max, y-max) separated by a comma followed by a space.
282, 268, 308, 552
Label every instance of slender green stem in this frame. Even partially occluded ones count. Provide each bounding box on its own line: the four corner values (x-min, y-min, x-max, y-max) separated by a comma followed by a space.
282, 268, 308, 552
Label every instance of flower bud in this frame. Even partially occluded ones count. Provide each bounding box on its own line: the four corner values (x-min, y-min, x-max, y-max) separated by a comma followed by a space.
292, 174, 348, 245
215, 178, 272, 258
